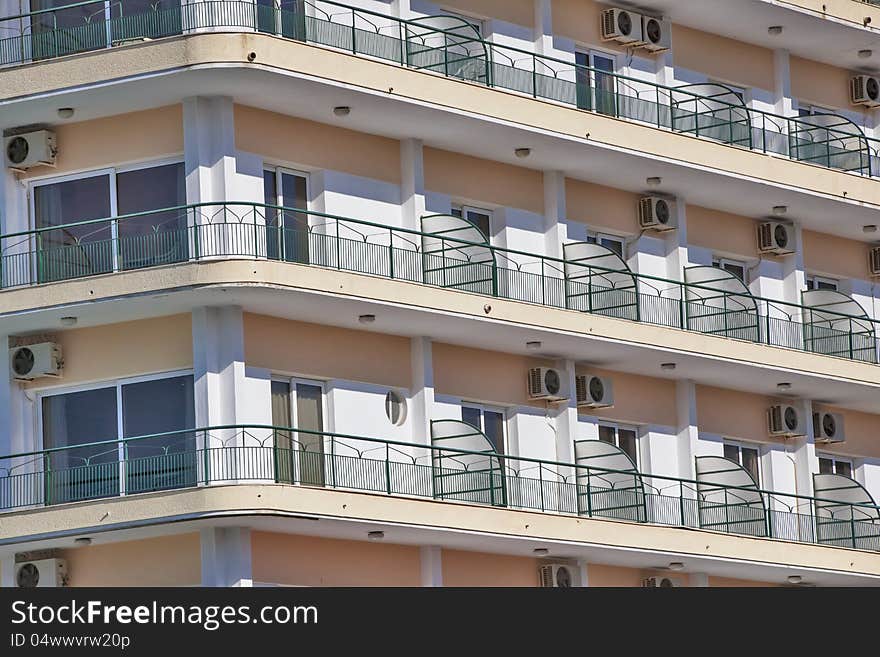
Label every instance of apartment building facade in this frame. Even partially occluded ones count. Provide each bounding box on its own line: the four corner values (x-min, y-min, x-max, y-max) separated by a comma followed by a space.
0, 0, 879, 587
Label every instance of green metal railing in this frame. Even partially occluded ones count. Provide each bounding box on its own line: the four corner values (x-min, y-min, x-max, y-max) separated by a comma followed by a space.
2, 201, 877, 363
1, 424, 878, 552
1, 0, 879, 177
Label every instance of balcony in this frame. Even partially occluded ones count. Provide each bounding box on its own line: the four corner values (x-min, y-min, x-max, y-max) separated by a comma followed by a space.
2, 202, 877, 365
2, 0, 879, 180
1, 423, 878, 553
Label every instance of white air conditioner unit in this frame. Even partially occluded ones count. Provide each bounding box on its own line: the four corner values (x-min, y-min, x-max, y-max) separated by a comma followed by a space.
641, 16, 671, 52
5, 130, 57, 171
528, 367, 567, 401
15, 559, 67, 588
600, 8, 644, 45
642, 576, 682, 588
851, 75, 880, 108
768, 404, 805, 437
869, 246, 880, 278
538, 563, 578, 588
813, 411, 845, 444
575, 374, 614, 409
757, 221, 794, 255
9, 342, 62, 381
638, 196, 676, 232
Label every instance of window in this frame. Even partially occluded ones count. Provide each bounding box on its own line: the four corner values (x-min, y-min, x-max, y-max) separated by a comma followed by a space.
797, 103, 833, 118
598, 424, 638, 466
712, 257, 747, 283
271, 378, 326, 486
575, 51, 616, 115
385, 390, 407, 426
711, 81, 747, 105
461, 404, 505, 454
263, 168, 309, 263
451, 205, 492, 242
723, 442, 761, 485
818, 456, 852, 479
587, 233, 625, 258
804, 275, 838, 291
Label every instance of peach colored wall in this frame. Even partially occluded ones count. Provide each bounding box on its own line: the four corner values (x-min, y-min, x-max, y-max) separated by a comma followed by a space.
243, 314, 411, 388
565, 178, 639, 236
674, 26, 774, 91
22, 105, 183, 179
442, 549, 537, 586
60, 533, 200, 586
696, 385, 779, 444
577, 367, 676, 427
790, 56, 857, 111
423, 147, 543, 214
432, 342, 552, 407
250, 532, 420, 586
802, 229, 870, 280
708, 576, 775, 587
816, 407, 880, 459
551, 0, 629, 54
686, 205, 757, 259
588, 565, 690, 587
441, 0, 534, 26
24, 314, 192, 389
234, 105, 401, 184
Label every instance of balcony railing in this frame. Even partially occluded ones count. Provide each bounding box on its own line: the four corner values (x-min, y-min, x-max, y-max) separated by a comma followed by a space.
2, 202, 877, 364
1, 424, 878, 552
1, 0, 879, 178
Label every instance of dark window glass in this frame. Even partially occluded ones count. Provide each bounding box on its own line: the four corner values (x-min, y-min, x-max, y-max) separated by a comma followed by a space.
483, 410, 505, 454
598, 425, 616, 444
617, 429, 638, 465
723, 443, 740, 462
461, 406, 482, 431
741, 447, 760, 484
836, 461, 852, 478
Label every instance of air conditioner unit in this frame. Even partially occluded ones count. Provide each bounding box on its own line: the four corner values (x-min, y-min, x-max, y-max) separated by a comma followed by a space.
538, 563, 578, 588
575, 374, 614, 409
757, 221, 794, 255
813, 411, 845, 444
869, 246, 880, 278
642, 576, 682, 588
5, 130, 57, 171
9, 342, 62, 381
15, 559, 67, 588
768, 404, 805, 437
851, 75, 880, 108
638, 196, 676, 232
641, 16, 671, 52
528, 367, 567, 401
600, 8, 644, 45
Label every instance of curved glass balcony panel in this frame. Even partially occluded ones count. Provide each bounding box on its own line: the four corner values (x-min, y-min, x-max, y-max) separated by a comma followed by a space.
671, 84, 752, 148
802, 289, 876, 362
563, 241, 638, 321
789, 112, 871, 175
696, 456, 767, 538
814, 473, 880, 551
421, 213, 496, 296
430, 419, 505, 507
574, 439, 646, 523
684, 265, 760, 343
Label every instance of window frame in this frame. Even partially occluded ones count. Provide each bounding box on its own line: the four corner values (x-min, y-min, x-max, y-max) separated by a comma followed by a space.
263, 166, 311, 211
460, 401, 507, 454
587, 231, 626, 259
804, 275, 838, 292
817, 455, 854, 478
712, 256, 748, 283
450, 203, 493, 242
596, 422, 639, 467
271, 375, 330, 452
722, 440, 762, 486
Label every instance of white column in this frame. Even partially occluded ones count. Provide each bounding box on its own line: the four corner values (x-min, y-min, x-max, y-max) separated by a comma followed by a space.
400, 138, 426, 232
0, 339, 31, 459
542, 171, 567, 260
184, 96, 237, 205
392, 0, 413, 20
664, 199, 690, 281
410, 337, 434, 445
419, 546, 443, 587
773, 49, 793, 117
577, 561, 589, 587
533, 0, 553, 55
791, 398, 818, 500
781, 222, 806, 308
200, 527, 253, 587
690, 572, 709, 587
554, 359, 578, 464
675, 380, 699, 481
655, 50, 675, 88
1, 555, 14, 588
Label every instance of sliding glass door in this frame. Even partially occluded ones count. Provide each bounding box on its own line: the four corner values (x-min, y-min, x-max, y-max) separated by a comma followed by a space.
270, 379, 326, 486
263, 168, 309, 264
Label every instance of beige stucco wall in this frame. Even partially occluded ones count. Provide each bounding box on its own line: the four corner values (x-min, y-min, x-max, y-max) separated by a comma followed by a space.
577, 367, 676, 427
674, 26, 774, 92
21, 105, 183, 179
442, 549, 537, 586
566, 178, 639, 236
23, 314, 192, 390
441, 0, 534, 27
708, 575, 776, 587
802, 229, 870, 280
243, 313, 411, 388
696, 385, 779, 444
790, 56, 857, 112
587, 564, 691, 587
551, 0, 628, 54
234, 105, 401, 184
59, 533, 200, 587
250, 532, 420, 586
686, 205, 758, 259
423, 147, 543, 214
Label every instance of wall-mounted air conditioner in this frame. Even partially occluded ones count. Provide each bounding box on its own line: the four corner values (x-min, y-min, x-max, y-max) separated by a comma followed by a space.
768, 404, 805, 437
851, 75, 880, 108
15, 559, 67, 588
9, 343, 62, 381
5, 130, 57, 171
813, 411, 845, 444
600, 8, 644, 45
642, 576, 682, 587
575, 374, 614, 409
528, 367, 567, 401
638, 196, 676, 231
757, 221, 795, 255
538, 563, 578, 588
641, 16, 671, 52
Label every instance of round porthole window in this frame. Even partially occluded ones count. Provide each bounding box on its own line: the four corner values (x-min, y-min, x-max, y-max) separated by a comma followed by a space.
385, 390, 407, 426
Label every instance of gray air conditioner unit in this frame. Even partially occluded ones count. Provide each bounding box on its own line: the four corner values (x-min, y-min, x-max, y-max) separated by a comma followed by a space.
757, 221, 795, 255
528, 367, 567, 402
768, 404, 805, 437
851, 75, 880, 108
576, 374, 614, 409
639, 196, 676, 231
15, 559, 68, 588
641, 16, 671, 52
539, 563, 578, 588
600, 8, 644, 45
9, 343, 62, 381
869, 246, 880, 278
813, 412, 845, 444
5, 130, 57, 171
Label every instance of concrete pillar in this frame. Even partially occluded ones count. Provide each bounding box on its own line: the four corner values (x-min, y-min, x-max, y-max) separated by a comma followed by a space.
410, 337, 434, 445
791, 398, 818, 500
554, 358, 578, 464
1, 555, 14, 588
392, 0, 413, 20
0, 338, 31, 459
400, 138, 426, 232
184, 96, 237, 205
690, 572, 709, 587
675, 380, 699, 481
200, 527, 253, 587
577, 561, 589, 587
663, 198, 689, 281
419, 546, 443, 587
781, 222, 806, 308
533, 0, 553, 55
773, 49, 793, 117
542, 171, 567, 260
